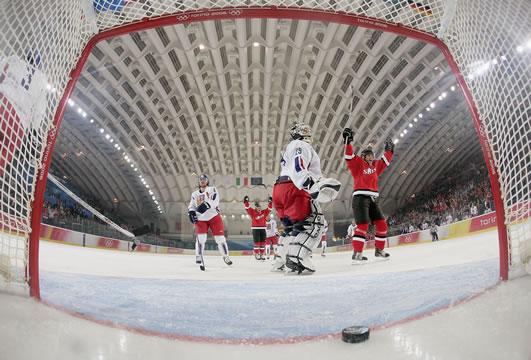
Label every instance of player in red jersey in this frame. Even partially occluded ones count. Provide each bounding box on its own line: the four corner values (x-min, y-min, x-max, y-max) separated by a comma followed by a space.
342, 128, 394, 263
244, 196, 272, 261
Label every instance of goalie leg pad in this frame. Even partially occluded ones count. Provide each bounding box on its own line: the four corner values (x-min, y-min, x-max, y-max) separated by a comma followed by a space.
285, 203, 326, 274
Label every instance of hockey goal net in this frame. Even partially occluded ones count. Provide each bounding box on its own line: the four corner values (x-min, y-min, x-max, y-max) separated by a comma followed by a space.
0, 0, 529, 296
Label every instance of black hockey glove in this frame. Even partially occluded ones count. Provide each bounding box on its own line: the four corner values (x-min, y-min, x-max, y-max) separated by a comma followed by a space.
243, 195, 249, 203
188, 210, 198, 224
342, 128, 354, 144
384, 138, 394, 153
196, 202, 211, 214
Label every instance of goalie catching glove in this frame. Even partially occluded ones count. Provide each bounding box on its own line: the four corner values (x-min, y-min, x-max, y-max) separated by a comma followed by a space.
307, 177, 342, 203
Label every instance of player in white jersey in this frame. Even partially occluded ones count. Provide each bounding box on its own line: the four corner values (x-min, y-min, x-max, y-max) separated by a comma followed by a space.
188, 174, 232, 268
347, 220, 356, 242
271, 123, 341, 274
265, 215, 279, 260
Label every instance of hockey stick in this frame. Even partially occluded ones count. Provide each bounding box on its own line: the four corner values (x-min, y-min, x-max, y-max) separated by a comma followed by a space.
193, 225, 205, 271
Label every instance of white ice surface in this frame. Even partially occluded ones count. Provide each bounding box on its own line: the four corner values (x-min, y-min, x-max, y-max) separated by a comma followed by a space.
39, 230, 500, 279
1, 230, 530, 359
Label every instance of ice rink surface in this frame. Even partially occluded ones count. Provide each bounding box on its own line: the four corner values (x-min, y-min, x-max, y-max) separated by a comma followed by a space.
1, 229, 531, 359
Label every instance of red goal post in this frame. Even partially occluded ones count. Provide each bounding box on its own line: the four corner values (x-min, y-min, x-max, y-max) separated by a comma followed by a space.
0, 0, 528, 298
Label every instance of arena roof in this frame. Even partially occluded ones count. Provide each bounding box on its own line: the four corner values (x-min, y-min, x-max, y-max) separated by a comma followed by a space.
50, 18, 483, 225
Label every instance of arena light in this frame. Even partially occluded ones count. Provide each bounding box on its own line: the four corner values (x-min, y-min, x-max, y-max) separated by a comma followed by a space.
68, 99, 74, 107
77, 107, 82, 114
451, 86, 456, 91
149, 190, 153, 195
116, 146, 120, 150
438, 95, 443, 100
408, 123, 413, 128
199, 43, 205, 50
418, 113, 423, 118
426, 107, 430, 111
82, 111, 87, 118
516, 45, 524, 53
90, 119, 94, 123
400, 133, 404, 138
99, 128, 104, 133
152, 196, 156, 200
109, 138, 113, 143
430, 102, 435, 108
133, 168, 137, 171
404, 129, 408, 134
413, 117, 418, 122
442, 92, 447, 98
105, 134, 110, 139
253, 42, 260, 47
393, 138, 399, 144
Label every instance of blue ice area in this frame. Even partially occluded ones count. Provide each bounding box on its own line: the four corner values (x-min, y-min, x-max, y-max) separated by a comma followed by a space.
41, 259, 499, 341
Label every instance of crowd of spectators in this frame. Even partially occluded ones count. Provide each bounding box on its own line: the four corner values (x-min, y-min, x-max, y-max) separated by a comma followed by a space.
387, 167, 494, 236
42, 181, 131, 238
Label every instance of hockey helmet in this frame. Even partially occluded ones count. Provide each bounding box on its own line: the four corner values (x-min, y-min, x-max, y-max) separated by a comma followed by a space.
198, 174, 209, 185
289, 123, 312, 142
360, 147, 374, 158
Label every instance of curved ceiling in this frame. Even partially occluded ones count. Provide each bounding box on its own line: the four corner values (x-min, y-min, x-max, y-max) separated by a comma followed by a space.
50, 18, 483, 226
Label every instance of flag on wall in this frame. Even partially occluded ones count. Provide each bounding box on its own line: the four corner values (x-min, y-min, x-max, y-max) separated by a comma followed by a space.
236, 177, 249, 186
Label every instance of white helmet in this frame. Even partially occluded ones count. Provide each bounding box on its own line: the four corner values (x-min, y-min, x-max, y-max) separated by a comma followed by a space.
290, 123, 312, 142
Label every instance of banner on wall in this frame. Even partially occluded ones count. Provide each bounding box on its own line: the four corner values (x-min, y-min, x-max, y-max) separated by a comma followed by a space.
469, 212, 497, 232
97, 237, 120, 249
398, 231, 420, 245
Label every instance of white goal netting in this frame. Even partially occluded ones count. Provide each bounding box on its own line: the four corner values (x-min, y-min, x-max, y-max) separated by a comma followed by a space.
0, 0, 529, 294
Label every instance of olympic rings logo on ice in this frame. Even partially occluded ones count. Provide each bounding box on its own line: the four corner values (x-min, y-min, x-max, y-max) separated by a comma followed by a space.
176, 14, 189, 21
229, 10, 242, 16
105, 239, 114, 247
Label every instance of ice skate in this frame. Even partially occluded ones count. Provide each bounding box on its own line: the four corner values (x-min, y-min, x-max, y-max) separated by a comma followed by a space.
223, 256, 233, 266
321, 253, 326, 257
271, 257, 285, 272
299, 257, 316, 274
351, 251, 368, 265
195, 256, 202, 264
375, 248, 390, 259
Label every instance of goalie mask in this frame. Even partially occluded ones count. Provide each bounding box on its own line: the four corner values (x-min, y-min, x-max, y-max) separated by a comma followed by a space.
290, 123, 312, 143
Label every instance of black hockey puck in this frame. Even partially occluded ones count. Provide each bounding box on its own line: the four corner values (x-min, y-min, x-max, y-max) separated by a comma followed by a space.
341, 325, 370, 343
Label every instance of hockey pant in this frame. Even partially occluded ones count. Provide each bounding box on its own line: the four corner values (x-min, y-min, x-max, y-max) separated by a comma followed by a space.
285, 202, 326, 273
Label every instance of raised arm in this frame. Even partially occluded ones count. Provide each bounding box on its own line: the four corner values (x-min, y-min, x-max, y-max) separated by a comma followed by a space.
375, 138, 394, 175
